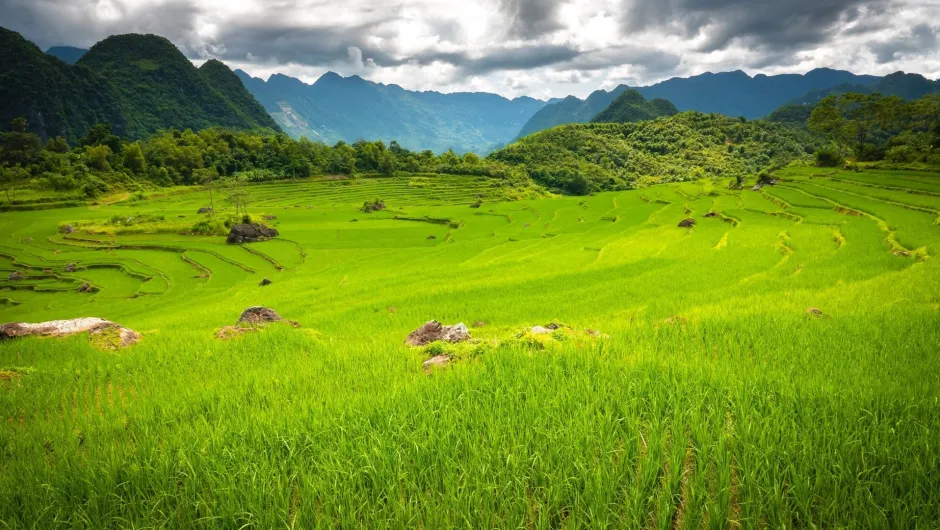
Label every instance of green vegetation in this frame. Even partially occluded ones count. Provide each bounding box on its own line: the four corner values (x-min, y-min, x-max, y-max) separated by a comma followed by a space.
591, 89, 678, 124
809, 92, 940, 165
0, 26, 278, 144
1, 166, 939, 527
492, 112, 819, 192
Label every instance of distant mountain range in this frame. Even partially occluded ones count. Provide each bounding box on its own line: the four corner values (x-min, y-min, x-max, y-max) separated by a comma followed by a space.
786, 72, 940, 105
516, 68, 887, 139
45, 46, 87, 64
235, 70, 547, 154
0, 27, 277, 143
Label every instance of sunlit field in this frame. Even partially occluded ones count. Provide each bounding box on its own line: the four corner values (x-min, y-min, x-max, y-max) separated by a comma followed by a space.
2, 168, 939, 528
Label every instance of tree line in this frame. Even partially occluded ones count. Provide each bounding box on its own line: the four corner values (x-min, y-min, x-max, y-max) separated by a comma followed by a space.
809, 93, 940, 166
0, 119, 524, 202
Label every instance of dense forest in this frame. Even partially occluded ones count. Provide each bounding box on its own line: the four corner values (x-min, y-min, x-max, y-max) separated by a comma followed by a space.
492, 112, 821, 192
0, 27, 278, 144
591, 90, 678, 124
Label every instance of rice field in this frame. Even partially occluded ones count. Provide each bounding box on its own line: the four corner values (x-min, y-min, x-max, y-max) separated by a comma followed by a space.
1, 169, 939, 528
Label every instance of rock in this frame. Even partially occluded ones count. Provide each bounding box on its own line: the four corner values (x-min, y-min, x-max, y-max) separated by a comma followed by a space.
226, 223, 279, 244
1, 317, 140, 349
8, 271, 25, 281
78, 282, 93, 293
545, 323, 561, 330
197, 207, 213, 214
678, 218, 696, 228
530, 326, 553, 335
237, 306, 284, 325
422, 355, 451, 372
259, 278, 272, 287
704, 212, 718, 218
65, 263, 76, 272
262, 215, 277, 221
22, 237, 32, 243
406, 320, 470, 346
427, 235, 437, 240
60, 224, 75, 234
768, 179, 779, 186
88, 323, 141, 350
752, 183, 764, 191
805, 307, 827, 318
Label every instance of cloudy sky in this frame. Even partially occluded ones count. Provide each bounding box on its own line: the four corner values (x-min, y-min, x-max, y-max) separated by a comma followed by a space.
2, 0, 938, 99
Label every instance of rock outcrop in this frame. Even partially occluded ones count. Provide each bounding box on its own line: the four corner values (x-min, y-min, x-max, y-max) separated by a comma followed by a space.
406, 320, 470, 346
1, 317, 140, 349
226, 223, 279, 244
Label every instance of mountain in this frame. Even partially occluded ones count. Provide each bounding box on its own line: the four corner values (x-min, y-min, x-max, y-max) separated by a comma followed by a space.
1, 27, 127, 142
516, 68, 881, 139
236, 70, 546, 154
0, 27, 278, 143
198, 59, 279, 132
45, 46, 87, 64
788, 72, 940, 106
516, 87, 629, 139
77, 34, 279, 138
491, 112, 818, 193
591, 89, 678, 124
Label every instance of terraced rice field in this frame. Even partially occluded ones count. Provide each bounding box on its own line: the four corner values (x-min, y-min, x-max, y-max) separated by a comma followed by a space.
1, 169, 939, 528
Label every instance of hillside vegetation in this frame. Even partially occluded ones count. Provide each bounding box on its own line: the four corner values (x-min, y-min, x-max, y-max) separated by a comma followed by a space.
0, 27, 278, 143
492, 112, 817, 192
590, 89, 678, 123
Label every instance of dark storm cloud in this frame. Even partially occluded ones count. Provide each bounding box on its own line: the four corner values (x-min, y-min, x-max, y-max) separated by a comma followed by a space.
869, 23, 939, 63
212, 21, 402, 66
499, 0, 564, 39
563, 45, 682, 74
620, 0, 890, 52
416, 44, 581, 74
0, 0, 203, 51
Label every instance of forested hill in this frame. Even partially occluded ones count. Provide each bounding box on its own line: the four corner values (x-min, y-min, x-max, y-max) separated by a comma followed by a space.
516, 68, 880, 139
235, 70, 547, 154
0, 27, 278, 143
591, 90, 678, 124
491, 112, 818, 193
786, 72, 940, 106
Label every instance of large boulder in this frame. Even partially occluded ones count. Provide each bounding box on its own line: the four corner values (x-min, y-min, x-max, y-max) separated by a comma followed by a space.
237, 306, 284, 325
406, 320, 470, 346
422, 355, 451, 372
226, 223, 279, 244
1, 317, 140, 349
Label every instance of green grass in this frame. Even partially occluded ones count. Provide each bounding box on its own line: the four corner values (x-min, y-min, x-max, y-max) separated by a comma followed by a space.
1, 169, 939, 528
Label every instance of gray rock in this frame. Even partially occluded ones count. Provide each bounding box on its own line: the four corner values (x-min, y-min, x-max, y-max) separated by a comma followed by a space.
259, 278, 272, 287
226, 224, 279, 244
8, 271, 24, 281
422, 355, 451, 372
406, 320, 471, 346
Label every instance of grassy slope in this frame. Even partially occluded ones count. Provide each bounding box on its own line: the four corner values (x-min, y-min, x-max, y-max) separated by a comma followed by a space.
1, 170, 939, 527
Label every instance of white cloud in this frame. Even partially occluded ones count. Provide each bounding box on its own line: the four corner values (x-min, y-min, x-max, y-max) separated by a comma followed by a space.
2, 0, 938, 99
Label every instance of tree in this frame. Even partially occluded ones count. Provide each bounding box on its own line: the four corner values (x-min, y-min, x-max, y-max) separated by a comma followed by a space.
81, 123, 122, 153
223, 176, 252, 217
195, 167, 219, 214
84, 145, 112, 171
123, 142, 147, 174
0, 165, 28, 203
1, 118, 43, 168
809, 93, 903, 161
45, 136, 70, 153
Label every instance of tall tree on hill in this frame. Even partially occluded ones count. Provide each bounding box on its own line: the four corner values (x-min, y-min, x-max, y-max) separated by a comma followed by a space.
809, 93, 905, 160
0, 118, 43, 201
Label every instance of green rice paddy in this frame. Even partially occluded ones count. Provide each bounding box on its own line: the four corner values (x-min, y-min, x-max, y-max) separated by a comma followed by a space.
1, 169, 939, 528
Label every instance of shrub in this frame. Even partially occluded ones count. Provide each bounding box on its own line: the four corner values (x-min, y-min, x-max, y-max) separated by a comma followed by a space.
815, 148, 843, 167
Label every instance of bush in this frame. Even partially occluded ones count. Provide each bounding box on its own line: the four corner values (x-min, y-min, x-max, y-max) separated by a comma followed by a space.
815, 148, 844, 167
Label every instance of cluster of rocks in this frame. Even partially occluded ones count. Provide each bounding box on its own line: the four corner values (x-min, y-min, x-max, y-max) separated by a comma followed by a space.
406, 320, 470, 347
226, 224, 279, 244
216, 306, 299, 339
0, 317, 140, 349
